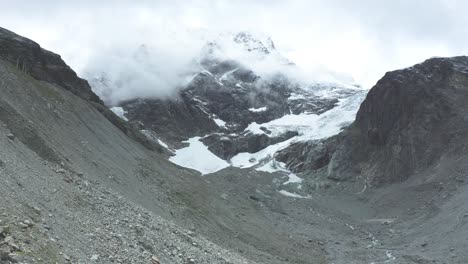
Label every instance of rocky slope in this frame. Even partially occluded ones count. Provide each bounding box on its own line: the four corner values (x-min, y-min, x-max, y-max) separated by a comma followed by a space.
0, 27, 101, 104
0, 27, 164, 154
0, 27, 326, 264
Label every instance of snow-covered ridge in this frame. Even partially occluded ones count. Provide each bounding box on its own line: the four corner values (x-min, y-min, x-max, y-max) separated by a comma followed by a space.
100, 29, 366, 187
168, 90, 365, 176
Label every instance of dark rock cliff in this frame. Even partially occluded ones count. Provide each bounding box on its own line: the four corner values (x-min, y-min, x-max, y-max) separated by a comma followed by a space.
284, 56, 468, 186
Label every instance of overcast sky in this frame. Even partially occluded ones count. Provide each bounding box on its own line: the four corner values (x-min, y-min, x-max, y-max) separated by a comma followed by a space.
1, 0, 468, 89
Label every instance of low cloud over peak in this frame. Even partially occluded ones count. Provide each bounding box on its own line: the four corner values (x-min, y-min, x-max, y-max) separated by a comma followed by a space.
2, 0, 468, 101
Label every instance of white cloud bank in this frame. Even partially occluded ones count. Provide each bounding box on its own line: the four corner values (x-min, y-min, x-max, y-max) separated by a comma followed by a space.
1, 0, 467, 102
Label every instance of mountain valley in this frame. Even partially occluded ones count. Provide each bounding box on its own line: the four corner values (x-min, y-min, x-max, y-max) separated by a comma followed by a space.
0, 26, 467, 264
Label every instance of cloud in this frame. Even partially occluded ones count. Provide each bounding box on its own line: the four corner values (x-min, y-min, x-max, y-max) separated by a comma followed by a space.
1, 0, 467, 102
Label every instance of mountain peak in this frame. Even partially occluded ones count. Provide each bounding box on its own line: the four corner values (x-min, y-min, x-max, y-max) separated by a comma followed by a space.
232, 31, 272, 54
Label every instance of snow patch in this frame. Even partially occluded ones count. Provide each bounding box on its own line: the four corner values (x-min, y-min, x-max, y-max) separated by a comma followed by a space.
248, 106, 267, 112
278, 190, 311, 199
200, 69, 224, 86
257, 160, 303, 185
245, 94, 364, 139
200, 69, 214, 77
243, 122, 265, 135
230, 139, 294, 168
256, 160, 284, 173
140, 130, 173, 152
288, 93, 306, 100
213, 118, 227, 128
110, 107, 128, 121
233, 94, 363, 169
284, 173, 303, 185
157, 138, 169, 149
220, 68, 239, 81
169, 137, 230, 175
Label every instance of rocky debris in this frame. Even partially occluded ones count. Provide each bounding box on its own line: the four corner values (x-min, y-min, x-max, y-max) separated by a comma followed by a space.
151, 255, 160, 264
0, 171, 254, 264
18, 219, 33, 229
0, 224, 23, 263
53, 174, 254, 264
0, 102, 63, 163
6, 133, 15, 140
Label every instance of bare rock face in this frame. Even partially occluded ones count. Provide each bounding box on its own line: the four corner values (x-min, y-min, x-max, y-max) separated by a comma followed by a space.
275, 135, 341, 173
325, 56, 468, 186
201, 130, 299, 160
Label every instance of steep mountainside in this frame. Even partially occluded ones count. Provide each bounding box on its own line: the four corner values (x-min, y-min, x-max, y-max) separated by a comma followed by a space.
279, 56, 468, 187
334, 56, 468, 186
0, 27, 163, 154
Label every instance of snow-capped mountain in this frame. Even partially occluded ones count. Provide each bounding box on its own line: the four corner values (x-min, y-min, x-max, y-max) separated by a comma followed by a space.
89, 32, 366, 195
4, 25, 468, 264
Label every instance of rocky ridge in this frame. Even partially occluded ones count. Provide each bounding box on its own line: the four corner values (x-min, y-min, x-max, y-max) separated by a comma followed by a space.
277, 56, 468, 188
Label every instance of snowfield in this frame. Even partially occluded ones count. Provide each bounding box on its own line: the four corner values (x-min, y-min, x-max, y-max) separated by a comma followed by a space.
248, 106, 267, 112
169, 137, 230, 175
110, 107, 128, 121
168, 90, 365, 177
213, 118, 227, 128
244, 95, 363, 139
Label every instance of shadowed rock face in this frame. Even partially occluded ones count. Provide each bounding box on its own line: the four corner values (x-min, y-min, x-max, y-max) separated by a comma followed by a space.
0, 27, 102, 104
324, 56, 468, 186
201, 130, 299, 160
275, 135, 341, 173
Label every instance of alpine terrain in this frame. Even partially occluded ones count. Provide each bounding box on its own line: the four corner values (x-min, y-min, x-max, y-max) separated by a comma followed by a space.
1, 26, 468, 264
